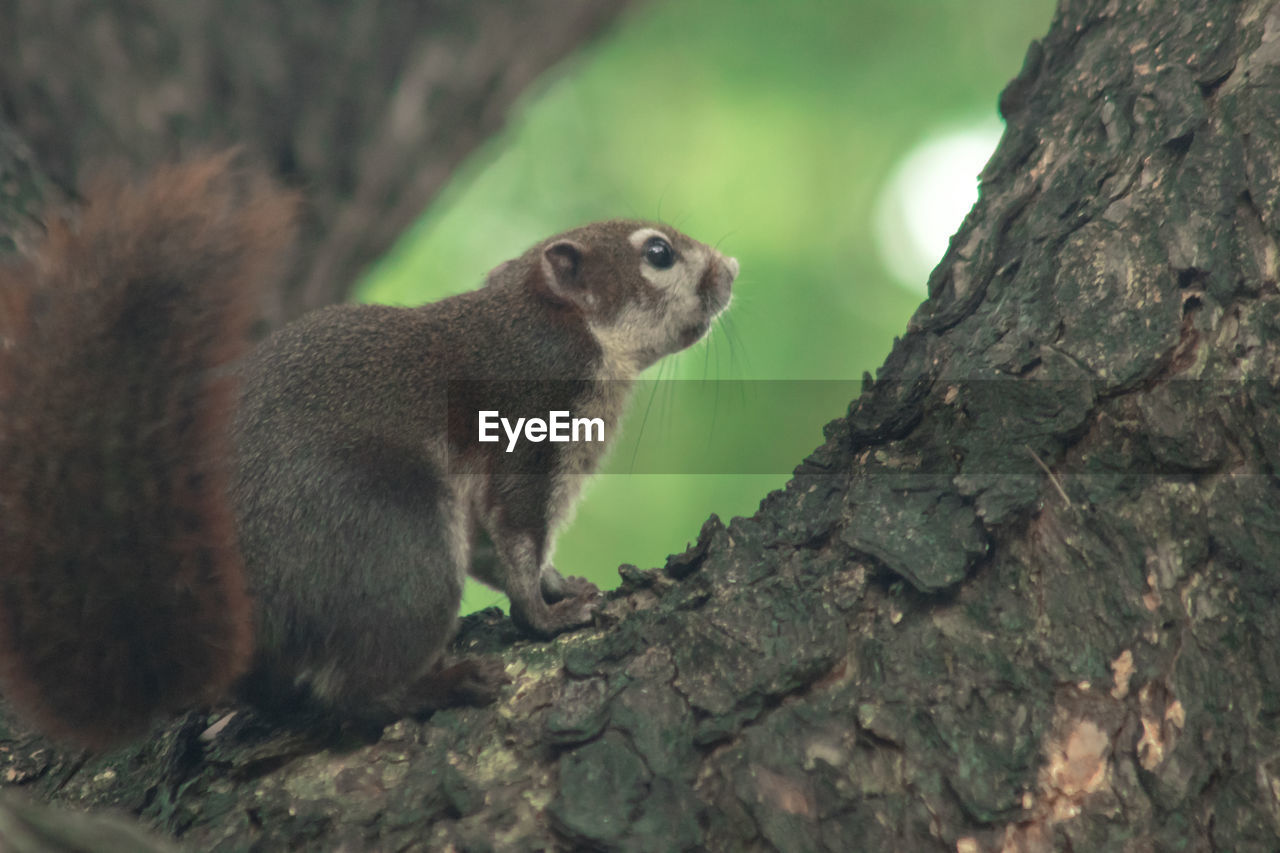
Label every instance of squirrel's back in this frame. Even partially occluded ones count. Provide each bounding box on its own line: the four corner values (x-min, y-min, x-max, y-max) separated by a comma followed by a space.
0, 157, 296, 747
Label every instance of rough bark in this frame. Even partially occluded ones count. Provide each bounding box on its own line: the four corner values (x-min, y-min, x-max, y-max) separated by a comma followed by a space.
0, 0, 631, 326
4, 0, 1280, 850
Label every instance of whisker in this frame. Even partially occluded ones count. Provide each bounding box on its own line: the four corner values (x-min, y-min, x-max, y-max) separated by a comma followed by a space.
628, 360, 665, 473
713, 230, 738, 251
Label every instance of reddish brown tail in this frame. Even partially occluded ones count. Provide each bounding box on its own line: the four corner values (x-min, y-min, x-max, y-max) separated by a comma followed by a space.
0, 155, 295, 747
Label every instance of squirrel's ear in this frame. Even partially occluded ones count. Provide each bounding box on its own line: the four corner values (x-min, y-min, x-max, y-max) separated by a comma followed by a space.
540, 240, 590, 307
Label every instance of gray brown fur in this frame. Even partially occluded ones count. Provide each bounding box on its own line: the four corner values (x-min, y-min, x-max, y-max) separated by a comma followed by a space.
233, 219, 736, 721
0, 155, 738, 740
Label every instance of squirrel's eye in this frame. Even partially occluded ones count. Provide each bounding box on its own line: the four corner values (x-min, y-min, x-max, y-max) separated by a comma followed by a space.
643, 236, 676, 270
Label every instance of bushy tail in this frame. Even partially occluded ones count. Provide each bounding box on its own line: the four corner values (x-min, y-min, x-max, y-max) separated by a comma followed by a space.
0, 155, 295, 747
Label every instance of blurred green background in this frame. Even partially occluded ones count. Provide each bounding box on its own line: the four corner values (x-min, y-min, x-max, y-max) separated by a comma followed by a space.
358, 0, 1056, 612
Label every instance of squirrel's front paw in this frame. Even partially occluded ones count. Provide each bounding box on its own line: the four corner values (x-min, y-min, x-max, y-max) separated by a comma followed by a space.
546, 582, 602, 631
514, 580, 601, 637
540, 565, 601, 603
557, 574, 600, 600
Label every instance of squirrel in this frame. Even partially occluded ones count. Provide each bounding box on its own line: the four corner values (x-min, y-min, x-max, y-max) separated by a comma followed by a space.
0, 155, 738, 748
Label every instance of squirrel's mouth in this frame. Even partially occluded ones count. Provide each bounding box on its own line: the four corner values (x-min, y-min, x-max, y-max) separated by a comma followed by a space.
676, 318, 713, 350
664, 253, 737, 353
673, 255, 736, 350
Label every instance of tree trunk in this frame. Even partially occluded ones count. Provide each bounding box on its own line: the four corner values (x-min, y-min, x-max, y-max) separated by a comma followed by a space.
0, 0, 632, 326
4, 0, 1280, 850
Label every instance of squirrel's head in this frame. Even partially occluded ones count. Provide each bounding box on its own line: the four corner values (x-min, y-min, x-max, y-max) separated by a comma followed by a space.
497, 220, 737, 377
